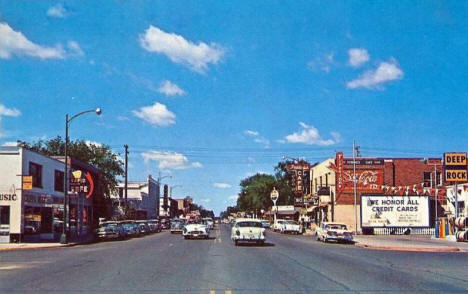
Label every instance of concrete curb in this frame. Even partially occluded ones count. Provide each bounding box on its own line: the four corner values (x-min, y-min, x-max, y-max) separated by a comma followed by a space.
355, 243, 460, 252
0, 243, 78, 252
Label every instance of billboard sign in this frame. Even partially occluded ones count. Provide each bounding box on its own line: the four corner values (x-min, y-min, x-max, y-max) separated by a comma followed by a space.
444, 152, 467, 183
361, 195, 430, 228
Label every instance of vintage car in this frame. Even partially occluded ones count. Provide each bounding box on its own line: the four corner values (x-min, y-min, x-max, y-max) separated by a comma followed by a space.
202, 218, 214, 230
279, 220, 301, 234
272, 219, 286, 232
182, 223, 209, 239
148, 219, 162, 233
170, 219, 185, 234
316, 222, 354, 243
231, 218, 266, 246
97, 222, 126, 240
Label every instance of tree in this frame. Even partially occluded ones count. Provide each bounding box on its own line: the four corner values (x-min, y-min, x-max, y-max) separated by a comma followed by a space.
27, 136, 124, 220
237, 173, 277, 213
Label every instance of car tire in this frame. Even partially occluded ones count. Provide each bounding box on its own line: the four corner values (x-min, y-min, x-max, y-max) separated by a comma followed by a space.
259, 240, 265, 246
234, 240, 239, 246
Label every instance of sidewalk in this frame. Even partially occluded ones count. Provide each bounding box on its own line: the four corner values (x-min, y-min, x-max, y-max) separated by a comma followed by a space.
0, 242, 78, 251
353, 235, 468, 252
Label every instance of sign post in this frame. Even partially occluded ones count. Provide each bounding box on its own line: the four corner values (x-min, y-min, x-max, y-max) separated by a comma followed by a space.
270, 187, 279, 224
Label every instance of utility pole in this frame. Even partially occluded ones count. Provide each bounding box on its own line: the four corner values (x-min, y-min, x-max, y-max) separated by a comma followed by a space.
124, 144, 129, 208
353, 140, 358, 235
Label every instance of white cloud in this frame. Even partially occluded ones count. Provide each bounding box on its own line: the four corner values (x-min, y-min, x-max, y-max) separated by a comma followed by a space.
67, 41, 84, 56
348, 48, 369, 67
158, 80, 186, 96
0, 22, 65, 59
213, 183, 231, 189
347, 59, 403, 90
0, 104, 21, 117
47, 4, 67, 18
139, 25, 225, 73
1, 141, 18, 147
132, 102, 176, 127
141, 151, 202, 170
307, 53, 335, 73
245, 130, 270, 148
245, 130, 259, 136
284, 122, 340, 146
201, 198, 211, 203
117, 116, 130, 121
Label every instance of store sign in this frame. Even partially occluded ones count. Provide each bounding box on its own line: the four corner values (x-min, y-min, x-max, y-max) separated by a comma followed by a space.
444, 152, 467, 183
344, 159, 384, 165
0, 193, 17, 201
287, 163, 311, 195
341, 169, 383, 192
69, 170, 95, 198
361, 195, 430, 228
22, 176, 33, 190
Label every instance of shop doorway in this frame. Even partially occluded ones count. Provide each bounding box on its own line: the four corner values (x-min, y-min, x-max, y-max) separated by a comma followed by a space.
0, 206, 10, 243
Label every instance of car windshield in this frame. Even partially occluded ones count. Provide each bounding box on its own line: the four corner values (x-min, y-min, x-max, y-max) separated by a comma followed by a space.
237, 222, 262, 228
327, 224, 347, 230
285, 221, 298, 225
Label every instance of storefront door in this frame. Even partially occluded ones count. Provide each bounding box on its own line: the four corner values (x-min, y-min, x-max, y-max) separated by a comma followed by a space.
0, 206, 10, 243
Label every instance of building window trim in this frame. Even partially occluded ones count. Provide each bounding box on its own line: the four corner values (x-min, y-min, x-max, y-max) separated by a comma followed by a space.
29, 162, 43, 188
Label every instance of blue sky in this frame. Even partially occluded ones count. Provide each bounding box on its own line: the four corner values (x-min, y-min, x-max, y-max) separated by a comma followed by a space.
1, 1, 467, 214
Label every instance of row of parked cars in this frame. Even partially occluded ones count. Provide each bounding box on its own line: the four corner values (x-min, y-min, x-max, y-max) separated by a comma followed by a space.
97, 219, 164, 241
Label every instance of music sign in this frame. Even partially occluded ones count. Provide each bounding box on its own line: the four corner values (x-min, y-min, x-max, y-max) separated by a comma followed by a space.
444, 152, 467, 183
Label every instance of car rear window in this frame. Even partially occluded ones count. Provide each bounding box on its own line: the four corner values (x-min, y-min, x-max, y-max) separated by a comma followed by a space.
327, 224, 347, 230
237, 222, 262, 228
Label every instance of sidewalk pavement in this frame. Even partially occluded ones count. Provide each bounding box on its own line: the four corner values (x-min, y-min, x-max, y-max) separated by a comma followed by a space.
0, 242, 78, 252
353, 235, 468, 252
303, 228, 468, 252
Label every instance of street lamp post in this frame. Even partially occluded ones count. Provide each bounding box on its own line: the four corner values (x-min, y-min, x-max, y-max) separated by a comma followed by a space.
60, 108, 102, 244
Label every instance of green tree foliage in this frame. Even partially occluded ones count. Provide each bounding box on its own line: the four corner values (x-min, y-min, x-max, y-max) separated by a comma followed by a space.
29, 136, 124, 198
237, 173, 278, 213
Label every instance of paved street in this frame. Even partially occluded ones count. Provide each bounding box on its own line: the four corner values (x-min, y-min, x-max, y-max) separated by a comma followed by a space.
1, 225, 467, 293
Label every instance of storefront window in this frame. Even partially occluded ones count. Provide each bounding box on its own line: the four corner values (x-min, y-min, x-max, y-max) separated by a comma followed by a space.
24, 206, 41, 234
54, 170, 64, 192
0, 206, 10, 225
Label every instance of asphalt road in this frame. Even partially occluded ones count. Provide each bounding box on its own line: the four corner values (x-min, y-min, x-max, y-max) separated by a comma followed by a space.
1, 225, 467, 293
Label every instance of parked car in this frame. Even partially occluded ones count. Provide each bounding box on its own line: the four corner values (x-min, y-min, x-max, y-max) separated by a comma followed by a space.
148, 219, 162, 233
182, 223, 209, 239
136, 221, 150, 235
122, 223, 139, 237
160, 219, 170, 230
170, 219, 184, 234
97, 222, 126, 240
231, 218, 266, 246
316, 222, 354, 243
261, 220, 271, 229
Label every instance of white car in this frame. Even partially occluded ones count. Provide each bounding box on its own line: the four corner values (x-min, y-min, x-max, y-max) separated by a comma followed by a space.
182, 223, 210, 239
279, 220, 301, 234
272, 219, 286, 232
231, 218, 266, 246
316, 222, 354, 243
202, 218, 214, 230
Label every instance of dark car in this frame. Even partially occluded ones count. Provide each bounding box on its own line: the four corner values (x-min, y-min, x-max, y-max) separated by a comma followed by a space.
97, 222, 126, 241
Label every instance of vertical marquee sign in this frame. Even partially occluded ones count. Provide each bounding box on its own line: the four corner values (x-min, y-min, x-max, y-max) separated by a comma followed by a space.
287, 162, 311, 196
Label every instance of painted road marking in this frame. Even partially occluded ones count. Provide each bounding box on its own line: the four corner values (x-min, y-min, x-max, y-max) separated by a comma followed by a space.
225, 290, 232, 294
209, 290, 216, 294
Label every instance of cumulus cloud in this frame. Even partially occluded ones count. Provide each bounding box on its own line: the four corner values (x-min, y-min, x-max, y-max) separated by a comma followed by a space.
85, 140, 102, 147
47, 4, 67, 18
347, 59, 403, 90
158, 80, 186, 96
141, 151, 202, 170
228, 195, 238, 201
0, 104, 21, 117
348, 48, 369, 67
200, 198, 211, 203
1, 141, 18, 147
139, 25, 225, 73
0, 22, 65, 59
0, 22, 84, 60
213, 183, 231, 189
284, 122, 340, 146
132, 102, 176, 127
